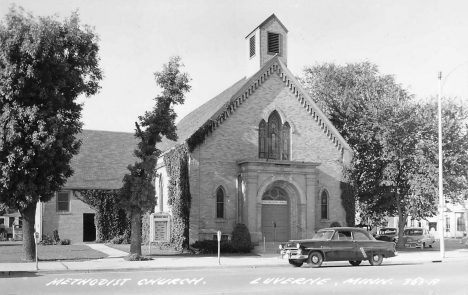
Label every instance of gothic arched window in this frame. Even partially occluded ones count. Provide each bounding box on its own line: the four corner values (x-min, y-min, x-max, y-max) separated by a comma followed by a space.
268, 112, 280, 159
216, 186, 225, 219
282, 122, 290, 160
321, 190, 329, 220
258, 111, 291, 160
259, 120, 266, 158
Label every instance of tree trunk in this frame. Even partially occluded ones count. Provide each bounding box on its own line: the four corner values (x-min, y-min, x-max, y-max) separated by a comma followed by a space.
129, 206, 142, 256
20, 202, 37, 261
395, 192, 406, 249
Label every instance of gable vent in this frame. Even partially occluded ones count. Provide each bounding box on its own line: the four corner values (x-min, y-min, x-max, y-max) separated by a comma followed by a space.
268, 32, 280, 54
249, 35, 256, 57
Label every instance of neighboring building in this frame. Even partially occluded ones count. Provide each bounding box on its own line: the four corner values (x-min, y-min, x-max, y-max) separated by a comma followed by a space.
382, 199, 467, 239
35, 130, 137, 243
155, 14, 353, 245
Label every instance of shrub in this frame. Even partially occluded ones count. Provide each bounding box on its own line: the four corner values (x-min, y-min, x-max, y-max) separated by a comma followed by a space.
60, 239, 71, 245
190, 240, 234, 254
39, 234, 54, 245
53, 230, 60, 244
124, 253, 152, 261
109, 234, 129, 244
330, 221, 342, 227
231, 223, 251, 253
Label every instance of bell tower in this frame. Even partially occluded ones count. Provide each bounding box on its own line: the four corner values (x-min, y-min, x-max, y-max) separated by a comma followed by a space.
245, 14, 288, 78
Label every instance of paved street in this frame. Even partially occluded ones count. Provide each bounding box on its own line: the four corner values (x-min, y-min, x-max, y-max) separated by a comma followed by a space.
2, 258, 467, 295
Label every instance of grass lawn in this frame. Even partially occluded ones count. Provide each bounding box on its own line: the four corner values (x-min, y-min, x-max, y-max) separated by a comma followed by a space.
0, 241, 107, 263
105, 243, 260, 257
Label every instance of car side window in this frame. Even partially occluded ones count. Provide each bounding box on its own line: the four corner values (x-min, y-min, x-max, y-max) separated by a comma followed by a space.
335, 230, 352, 240
353, 231, 370, 241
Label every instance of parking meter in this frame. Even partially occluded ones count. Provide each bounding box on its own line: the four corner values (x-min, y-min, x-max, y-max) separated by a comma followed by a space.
217, 231, 221, 265
34, 232, 39, 270
34, 232, 40, 244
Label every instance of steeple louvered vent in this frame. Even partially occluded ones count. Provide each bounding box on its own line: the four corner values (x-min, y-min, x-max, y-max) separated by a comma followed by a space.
268, 32, 280, 54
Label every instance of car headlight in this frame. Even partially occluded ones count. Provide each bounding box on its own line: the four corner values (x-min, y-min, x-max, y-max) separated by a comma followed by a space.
296, 243, 301, 248
279, 244, 284, 250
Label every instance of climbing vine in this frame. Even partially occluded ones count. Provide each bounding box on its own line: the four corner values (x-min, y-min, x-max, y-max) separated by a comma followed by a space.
340, 180, 355, 227
163, 144, 191, 251
74, 190, 130, 242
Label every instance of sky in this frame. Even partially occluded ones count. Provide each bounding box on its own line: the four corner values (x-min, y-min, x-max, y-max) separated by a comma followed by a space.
1, 0, 467, 133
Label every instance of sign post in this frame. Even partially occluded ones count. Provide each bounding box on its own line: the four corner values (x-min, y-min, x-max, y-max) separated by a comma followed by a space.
217, 231, 221, 265
34, 232, 40, 270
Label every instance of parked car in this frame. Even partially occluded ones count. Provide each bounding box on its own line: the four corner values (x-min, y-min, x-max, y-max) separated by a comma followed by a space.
375, 227, 399, 242
403, 227, 435, 248
279, 227, 398, 268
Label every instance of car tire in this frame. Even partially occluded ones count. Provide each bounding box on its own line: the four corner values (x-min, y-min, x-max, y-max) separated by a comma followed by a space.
349, 260, 362, 266
308, 251, 323, 268
423, 242, 426, 248
288, 259, 303, 267
369, 253, 383, 266
429, 244, 432, 248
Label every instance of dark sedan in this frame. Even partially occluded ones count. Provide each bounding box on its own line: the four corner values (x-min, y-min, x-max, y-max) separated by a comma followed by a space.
279, 227, 398, 268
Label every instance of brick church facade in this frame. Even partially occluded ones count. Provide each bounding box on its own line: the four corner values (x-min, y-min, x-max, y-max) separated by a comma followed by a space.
156, 14, 353, 244
33, 14, 352, 245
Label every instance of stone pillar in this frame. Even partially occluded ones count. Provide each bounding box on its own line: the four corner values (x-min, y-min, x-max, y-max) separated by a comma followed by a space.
306, 172, 317, 236
244, 173, 261, 244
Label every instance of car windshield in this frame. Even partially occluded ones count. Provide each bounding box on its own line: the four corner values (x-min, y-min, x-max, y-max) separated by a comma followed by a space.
380, 228, 397, 235
404, 229, 423, 236
312, 230, 334, 240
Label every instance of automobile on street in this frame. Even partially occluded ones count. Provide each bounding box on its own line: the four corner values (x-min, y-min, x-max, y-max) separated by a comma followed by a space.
279, 227, 397, 268
403, 227, 435, 249
375, 227, 399, 242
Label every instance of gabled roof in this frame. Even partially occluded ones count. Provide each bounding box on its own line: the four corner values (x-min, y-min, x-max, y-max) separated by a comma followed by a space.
64, 130, 138, 190
158, 77, 246, 152
160, 55, 352, 156
245, 14, 289, 38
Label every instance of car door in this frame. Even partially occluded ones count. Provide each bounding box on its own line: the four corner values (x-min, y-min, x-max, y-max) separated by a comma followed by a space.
330, 230, 356, 261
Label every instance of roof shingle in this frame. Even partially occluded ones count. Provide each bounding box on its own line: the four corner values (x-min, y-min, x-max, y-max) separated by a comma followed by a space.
64, 130, 138, 190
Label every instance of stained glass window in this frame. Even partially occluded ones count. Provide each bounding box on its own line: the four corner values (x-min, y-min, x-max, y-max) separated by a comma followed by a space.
321, 191, 328, 220
282, 122, 290, 160
216, 187, 225, 219
268, 112, 280, 159
259, 120, 266, 158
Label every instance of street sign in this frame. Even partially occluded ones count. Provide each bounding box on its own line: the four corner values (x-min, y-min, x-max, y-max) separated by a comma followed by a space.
217, 231, 221, 241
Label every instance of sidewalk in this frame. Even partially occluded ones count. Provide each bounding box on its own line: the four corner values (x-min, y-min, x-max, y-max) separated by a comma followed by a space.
1, 243, 468, 276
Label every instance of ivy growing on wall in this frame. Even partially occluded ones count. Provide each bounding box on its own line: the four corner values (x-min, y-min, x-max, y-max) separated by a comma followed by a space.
75, 190, 130, 242
340, 181, 355, 227
163, 144, 191, 251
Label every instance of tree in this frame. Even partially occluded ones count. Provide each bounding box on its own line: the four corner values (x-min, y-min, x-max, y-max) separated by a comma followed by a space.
0, 6, 102, 260
299, 62, 413, 229
119, 56, 190, 256
300, 62, 468, 247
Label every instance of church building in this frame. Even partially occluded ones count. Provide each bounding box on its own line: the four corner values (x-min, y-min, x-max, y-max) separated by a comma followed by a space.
156, 14, 353, 245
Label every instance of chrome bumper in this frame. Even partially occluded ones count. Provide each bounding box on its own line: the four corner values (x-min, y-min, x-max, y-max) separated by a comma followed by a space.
280, 250, 308, 260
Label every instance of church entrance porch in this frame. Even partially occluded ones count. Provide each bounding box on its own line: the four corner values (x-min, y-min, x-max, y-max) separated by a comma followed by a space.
237, 159, 320, 245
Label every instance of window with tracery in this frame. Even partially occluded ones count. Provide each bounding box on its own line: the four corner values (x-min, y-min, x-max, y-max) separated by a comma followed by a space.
259, 120, 266, 158
258, 111, 291, 160
282, 122, 290, 160
216, 187, 225, 219
321, 191, 329, 220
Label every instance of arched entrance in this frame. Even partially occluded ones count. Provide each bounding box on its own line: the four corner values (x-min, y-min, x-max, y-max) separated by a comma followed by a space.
261, 187, 289, 242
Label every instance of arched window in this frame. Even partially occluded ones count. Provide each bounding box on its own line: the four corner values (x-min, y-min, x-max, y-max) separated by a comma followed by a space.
259, 120, 266, 158
216, 186, 225, 219
268, 112, 280, 159
258, 111, 292, 160
282, 122, 290, 160
321, 191, 329, 220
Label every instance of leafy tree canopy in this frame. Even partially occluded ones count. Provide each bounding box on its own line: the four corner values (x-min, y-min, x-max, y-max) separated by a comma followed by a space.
0, 5, 102, 260
119, 56, 191, 256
